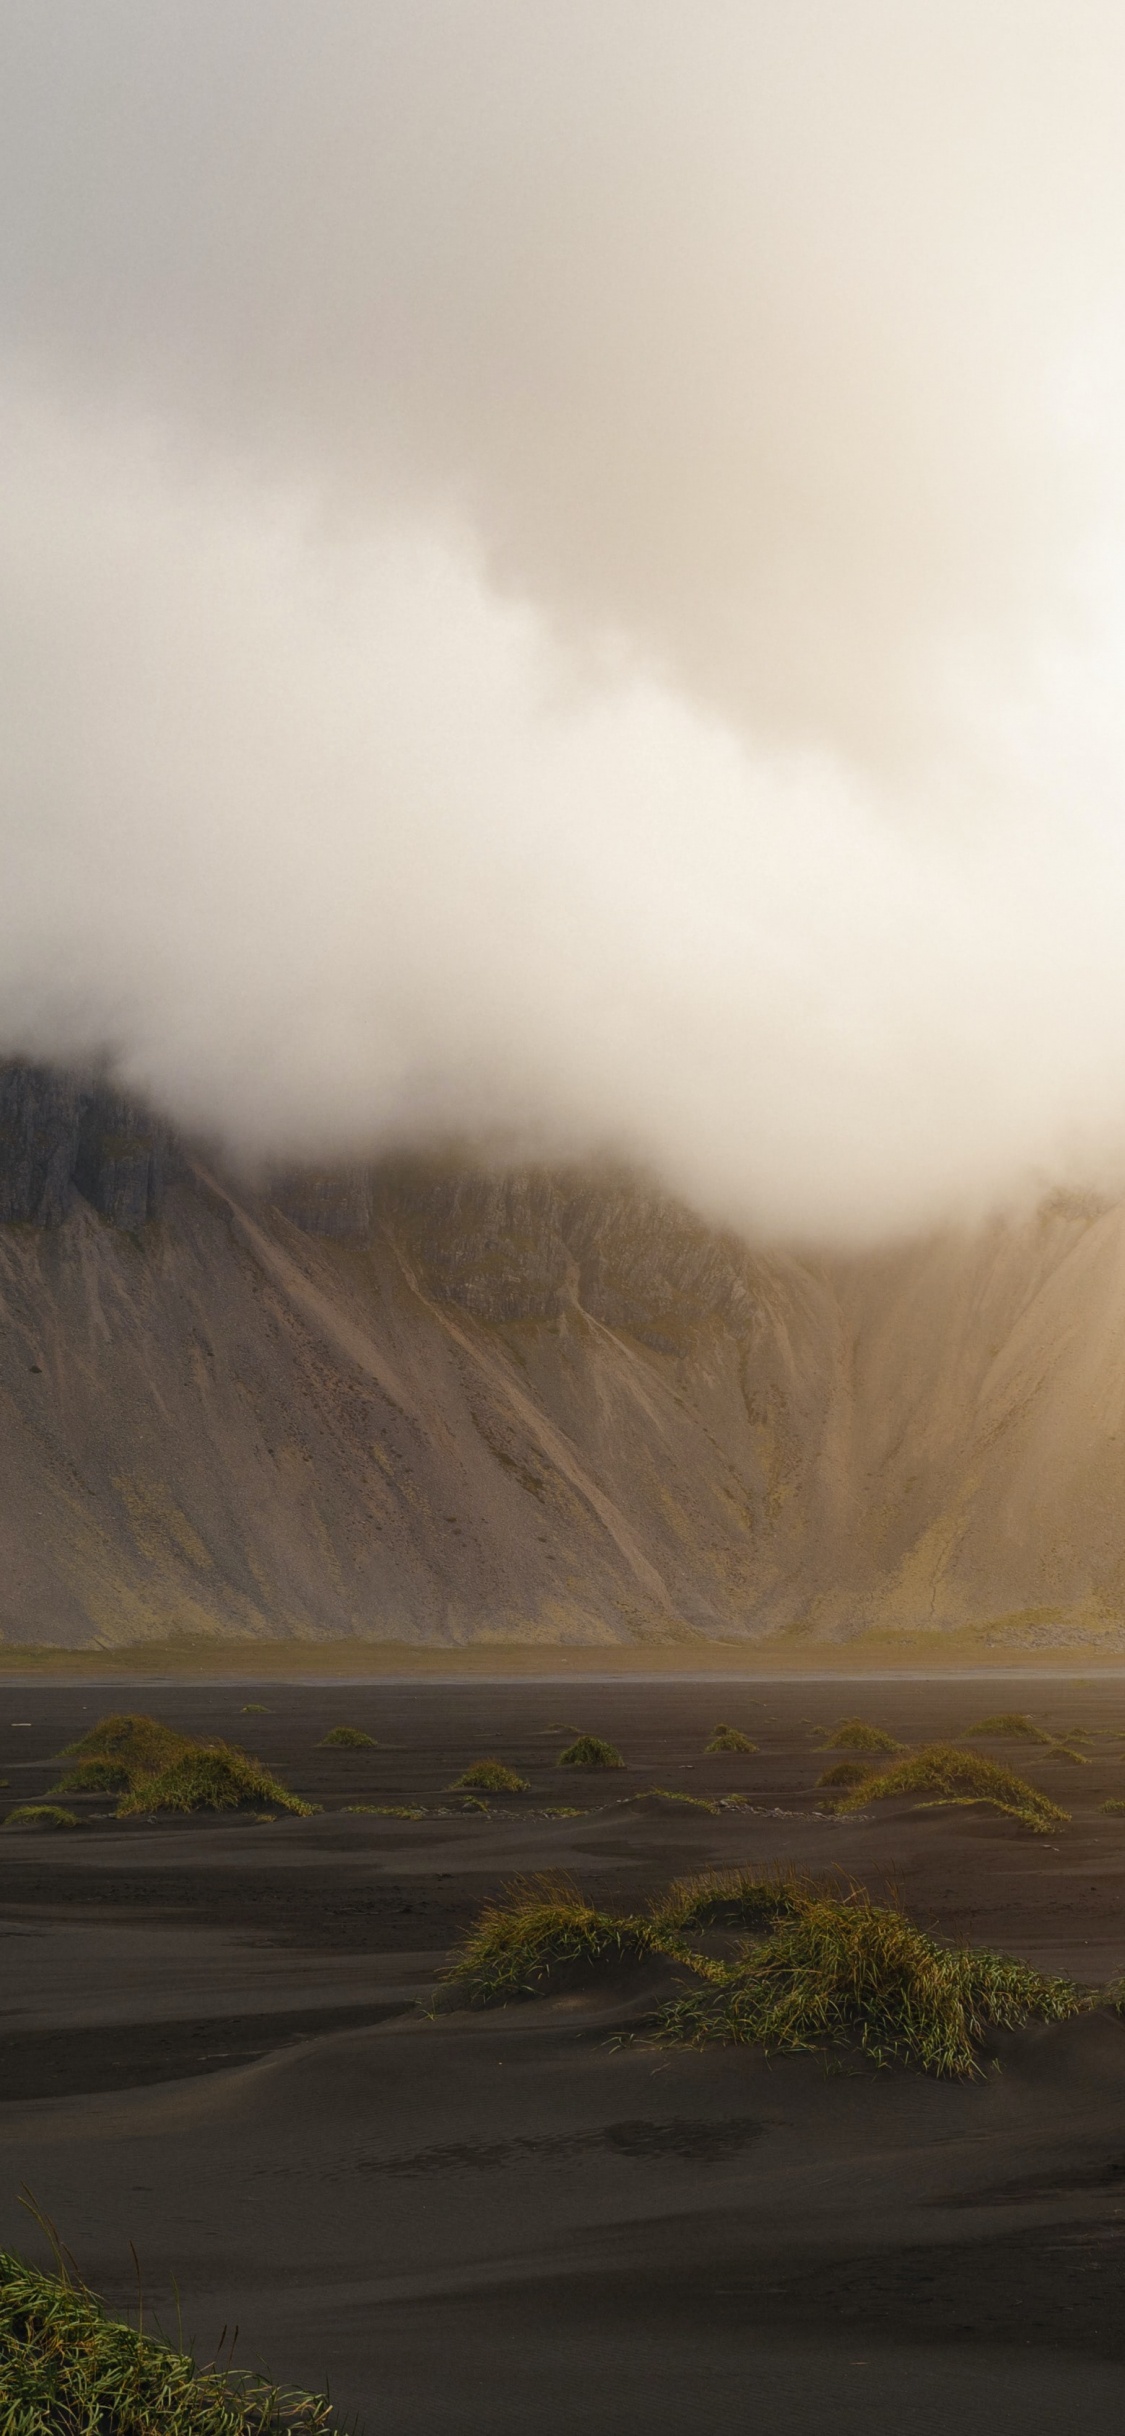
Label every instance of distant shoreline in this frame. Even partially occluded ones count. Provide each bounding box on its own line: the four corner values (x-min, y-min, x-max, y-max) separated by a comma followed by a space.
2, 1635, 1124, 1682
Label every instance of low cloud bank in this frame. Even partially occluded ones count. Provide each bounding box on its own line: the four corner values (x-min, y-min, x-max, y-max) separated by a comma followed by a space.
4, 6, 1125, 1242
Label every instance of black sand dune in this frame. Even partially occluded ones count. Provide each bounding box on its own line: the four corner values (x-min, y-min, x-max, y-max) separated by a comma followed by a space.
5, 1676, 1125, 2429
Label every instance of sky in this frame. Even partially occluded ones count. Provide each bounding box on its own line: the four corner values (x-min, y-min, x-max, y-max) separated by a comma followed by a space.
4, 3, 1125, 1241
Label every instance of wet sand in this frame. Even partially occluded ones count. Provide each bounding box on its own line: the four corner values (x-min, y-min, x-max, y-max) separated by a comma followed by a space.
4, 1676, 1125, 2430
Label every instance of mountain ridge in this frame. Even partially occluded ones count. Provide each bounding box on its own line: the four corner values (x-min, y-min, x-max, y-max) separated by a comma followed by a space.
3, 1059, 1125, 1652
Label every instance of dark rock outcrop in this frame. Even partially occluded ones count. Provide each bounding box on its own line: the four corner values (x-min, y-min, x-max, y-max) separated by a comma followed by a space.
0, 1061, 168, 1228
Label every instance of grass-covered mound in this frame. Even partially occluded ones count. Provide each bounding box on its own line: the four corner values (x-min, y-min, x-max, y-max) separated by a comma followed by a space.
50, 1755, 131, 1795
1102, 1799, 1125, 1816
964, 1713, 1052, 1742
705, 1724, 757, 1754
62, 1713, 194, 1784
819, 1718, 900, 1752
445, 1876, 661, 2004
446, 1867, 1085, 2076
830, 1743, 1068, 1833
0, 2248, 333, 2433
3, 1804, 80, 1831
558, 1734, 624, 1769
817, 1759, 876, 1789
652, 1869, 808, 1937
117, 1745, 316, 1818
451, 1759, 530, 1793
318, 1725, 378, 1749
656, 1885, 1082, 2078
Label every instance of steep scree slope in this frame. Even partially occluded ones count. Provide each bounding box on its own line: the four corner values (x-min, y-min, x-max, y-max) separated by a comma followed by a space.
2, 1062, 1125, 1649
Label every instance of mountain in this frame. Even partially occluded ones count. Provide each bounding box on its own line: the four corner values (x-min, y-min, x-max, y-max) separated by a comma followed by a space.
2, 1058, 1125, 1654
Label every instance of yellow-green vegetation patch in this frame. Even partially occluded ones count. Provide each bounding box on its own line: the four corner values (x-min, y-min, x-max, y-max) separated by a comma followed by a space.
3, 1804, 80, 1831
0, 2248, 334, 2433
444, 1875, 660, 2004
318, 1725, 378, 1749
651, 1869, 810, 1937
558, 1734, 624, 1769
446, 1867, 1085, 2078
1101, 1799, 1125, 1816
63, 1712, 194, 1785
705, 1724, 757, 1755
830, 1743, 1068, 1833
817, 1759, 876, 1789
818, 1718, 901, 1752
343, 1803, 426, 1819
117, 1744, 316, 1818
626, 1787, 719, 1816
1048, 1742, 1090, 1764
964, 1714, 1052, 1742
50, 1756, 131, 1795
655, 1886, 1083, 2079
451, 1760, 530, 1794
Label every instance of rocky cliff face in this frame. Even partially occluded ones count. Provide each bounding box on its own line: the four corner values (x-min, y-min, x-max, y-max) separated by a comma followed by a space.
0, 1061, 169, 1230
3, 1060, 1125, 1651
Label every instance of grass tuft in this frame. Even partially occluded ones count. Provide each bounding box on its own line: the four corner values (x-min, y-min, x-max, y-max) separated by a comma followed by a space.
818, 1718, 900, 1752
116, 1745, 316, 1818
1101, 1799, 1125, 1816
830, 1743, 1068, 1832
964, 1713, 1052, 1742
705, 1724, 757, 1754
444, 1874, 658, 2003
4, 1804, 80, 1830
817, 1759, 876, 1789
451, 1760, 530, 1794
343, 1803, 426, 1818
651, 1869, 811, 1937
655, 1887, 1083, 2078
62, 1713, 193, 1783
0, 2247, 333, 2432
557, 1734, 624, 1769
49, 1756, 131, 1795
447, 1869, 1084, 2078
318, 1725, 378, 1749
1048, 1742, 1090, 1765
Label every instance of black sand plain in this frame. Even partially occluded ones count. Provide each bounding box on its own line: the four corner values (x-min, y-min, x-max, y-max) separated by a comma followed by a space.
5, 1674, 1125, 2431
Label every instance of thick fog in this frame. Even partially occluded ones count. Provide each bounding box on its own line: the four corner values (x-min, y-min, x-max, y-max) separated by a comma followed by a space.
4, 3, 1125, 1240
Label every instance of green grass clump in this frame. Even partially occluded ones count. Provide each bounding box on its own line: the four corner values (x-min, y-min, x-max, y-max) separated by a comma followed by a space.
819, 1718, 900, 1752
0, 2248, 333, 2433
705, 1724, 757, 1754
4, 1805, 80, 1831
318, 1725, 378, 1749
558, 1734, 624, 1769
831, 1743, 1068, 1832
817, 1759, 875, 1789
451, 1759, 530, 1794
655, 1886, 1083, 2078
627, 1787, 718, 1816
444, 1875, 659, 2004
343, 1803, 426, 1818
652, 1869, 810, 1937
964, 1713, 1052, 1742
62, 1713, 193, 1784
116, 1745, 316, 1818
49, 1756, 130, 1795
1048, 1742, 1090, 1764
1101, 1799, 1125, 1816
